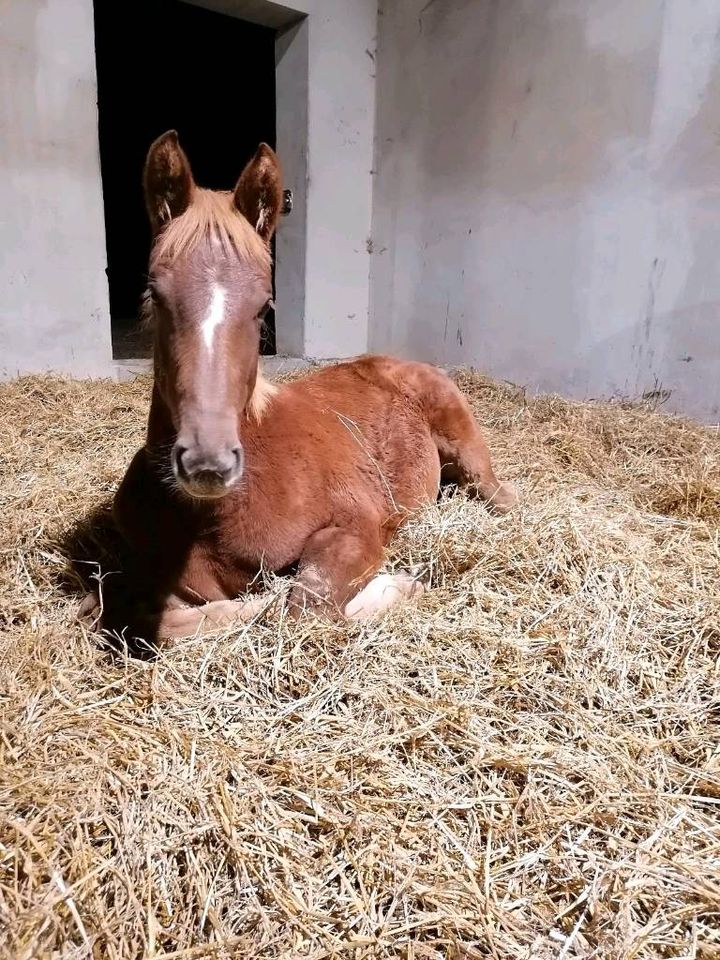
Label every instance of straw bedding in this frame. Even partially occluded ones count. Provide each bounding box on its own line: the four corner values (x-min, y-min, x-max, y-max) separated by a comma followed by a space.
1, 370, 718, 959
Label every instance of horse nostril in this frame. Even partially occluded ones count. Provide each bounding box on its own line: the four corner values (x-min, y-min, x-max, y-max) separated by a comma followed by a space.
195, 468, 226, 486
172, 443, 242, 492
221, 450, 242, 483
174, 446, 189, 478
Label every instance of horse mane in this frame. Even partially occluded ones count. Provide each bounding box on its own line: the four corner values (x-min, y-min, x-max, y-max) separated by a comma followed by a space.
150, 188, 272, 270
247, 372, 279, 422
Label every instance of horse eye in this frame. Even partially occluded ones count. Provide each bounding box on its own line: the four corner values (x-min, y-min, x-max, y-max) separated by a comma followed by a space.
258, 298, 274, 320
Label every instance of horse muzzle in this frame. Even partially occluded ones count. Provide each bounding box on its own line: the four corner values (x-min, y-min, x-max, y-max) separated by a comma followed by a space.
172, 443, 244, 499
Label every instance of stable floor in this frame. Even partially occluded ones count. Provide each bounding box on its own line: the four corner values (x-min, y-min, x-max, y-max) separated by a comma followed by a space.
1, 370, 718, 957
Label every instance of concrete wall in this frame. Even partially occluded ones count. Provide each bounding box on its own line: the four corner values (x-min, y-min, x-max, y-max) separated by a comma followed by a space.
274, 16, 309, 357
0, 0, 113, 379
298, 0, 377, 359
370, 0, 720, 421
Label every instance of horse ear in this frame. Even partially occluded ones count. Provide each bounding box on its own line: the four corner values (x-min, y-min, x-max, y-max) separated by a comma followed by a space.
233, 143, 282, 242
143, 130, 195, 235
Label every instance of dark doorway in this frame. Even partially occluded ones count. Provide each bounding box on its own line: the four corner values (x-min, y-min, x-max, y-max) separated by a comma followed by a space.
93, 0, 277, 360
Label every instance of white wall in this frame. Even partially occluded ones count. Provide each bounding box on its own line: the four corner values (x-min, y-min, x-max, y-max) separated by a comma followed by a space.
0, 0, 113, 378
299, 0, 377, 358
370, 0, 720, 422
274, 16, 309, 357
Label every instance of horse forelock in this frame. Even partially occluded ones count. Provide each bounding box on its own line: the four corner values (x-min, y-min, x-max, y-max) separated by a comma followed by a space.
150, 188, 271, 271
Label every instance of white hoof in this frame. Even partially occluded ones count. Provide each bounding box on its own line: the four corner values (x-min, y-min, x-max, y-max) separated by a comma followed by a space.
345, 571, 427, 621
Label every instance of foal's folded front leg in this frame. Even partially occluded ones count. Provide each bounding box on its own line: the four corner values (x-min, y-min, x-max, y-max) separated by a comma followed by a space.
289, 523, 428, 620
289, 524, 384, 618
78, 589, 275, 640
155, 594, 275, 639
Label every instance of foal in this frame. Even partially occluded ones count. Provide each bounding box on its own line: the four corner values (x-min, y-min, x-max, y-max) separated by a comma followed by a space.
81, 132, 516, 640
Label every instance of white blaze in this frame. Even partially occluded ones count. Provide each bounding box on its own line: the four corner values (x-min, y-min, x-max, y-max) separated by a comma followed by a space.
201, 284, 226, 352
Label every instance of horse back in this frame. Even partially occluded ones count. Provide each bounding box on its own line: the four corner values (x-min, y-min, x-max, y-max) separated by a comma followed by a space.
252, 356, 443, 517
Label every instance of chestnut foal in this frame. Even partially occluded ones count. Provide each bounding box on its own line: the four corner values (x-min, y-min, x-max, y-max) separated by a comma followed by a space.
81, 132, 516, 641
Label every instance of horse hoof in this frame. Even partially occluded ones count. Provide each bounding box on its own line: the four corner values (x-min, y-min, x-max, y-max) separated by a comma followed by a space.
78, 591, 101, 628
345, 571, 428, 620
406, 563, 432, 587
491, 482, 518, 514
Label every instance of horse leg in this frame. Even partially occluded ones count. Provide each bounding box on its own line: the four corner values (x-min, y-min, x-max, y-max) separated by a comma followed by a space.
440, 422, 517, 513
411, 366, 517, 512
289, 524, 382, 616
78, 589, 274, 640
289, 524, 428, 620
153, 594, 274, 639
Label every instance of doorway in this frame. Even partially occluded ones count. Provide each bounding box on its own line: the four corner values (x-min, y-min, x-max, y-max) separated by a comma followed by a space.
93, 0, 277, 360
